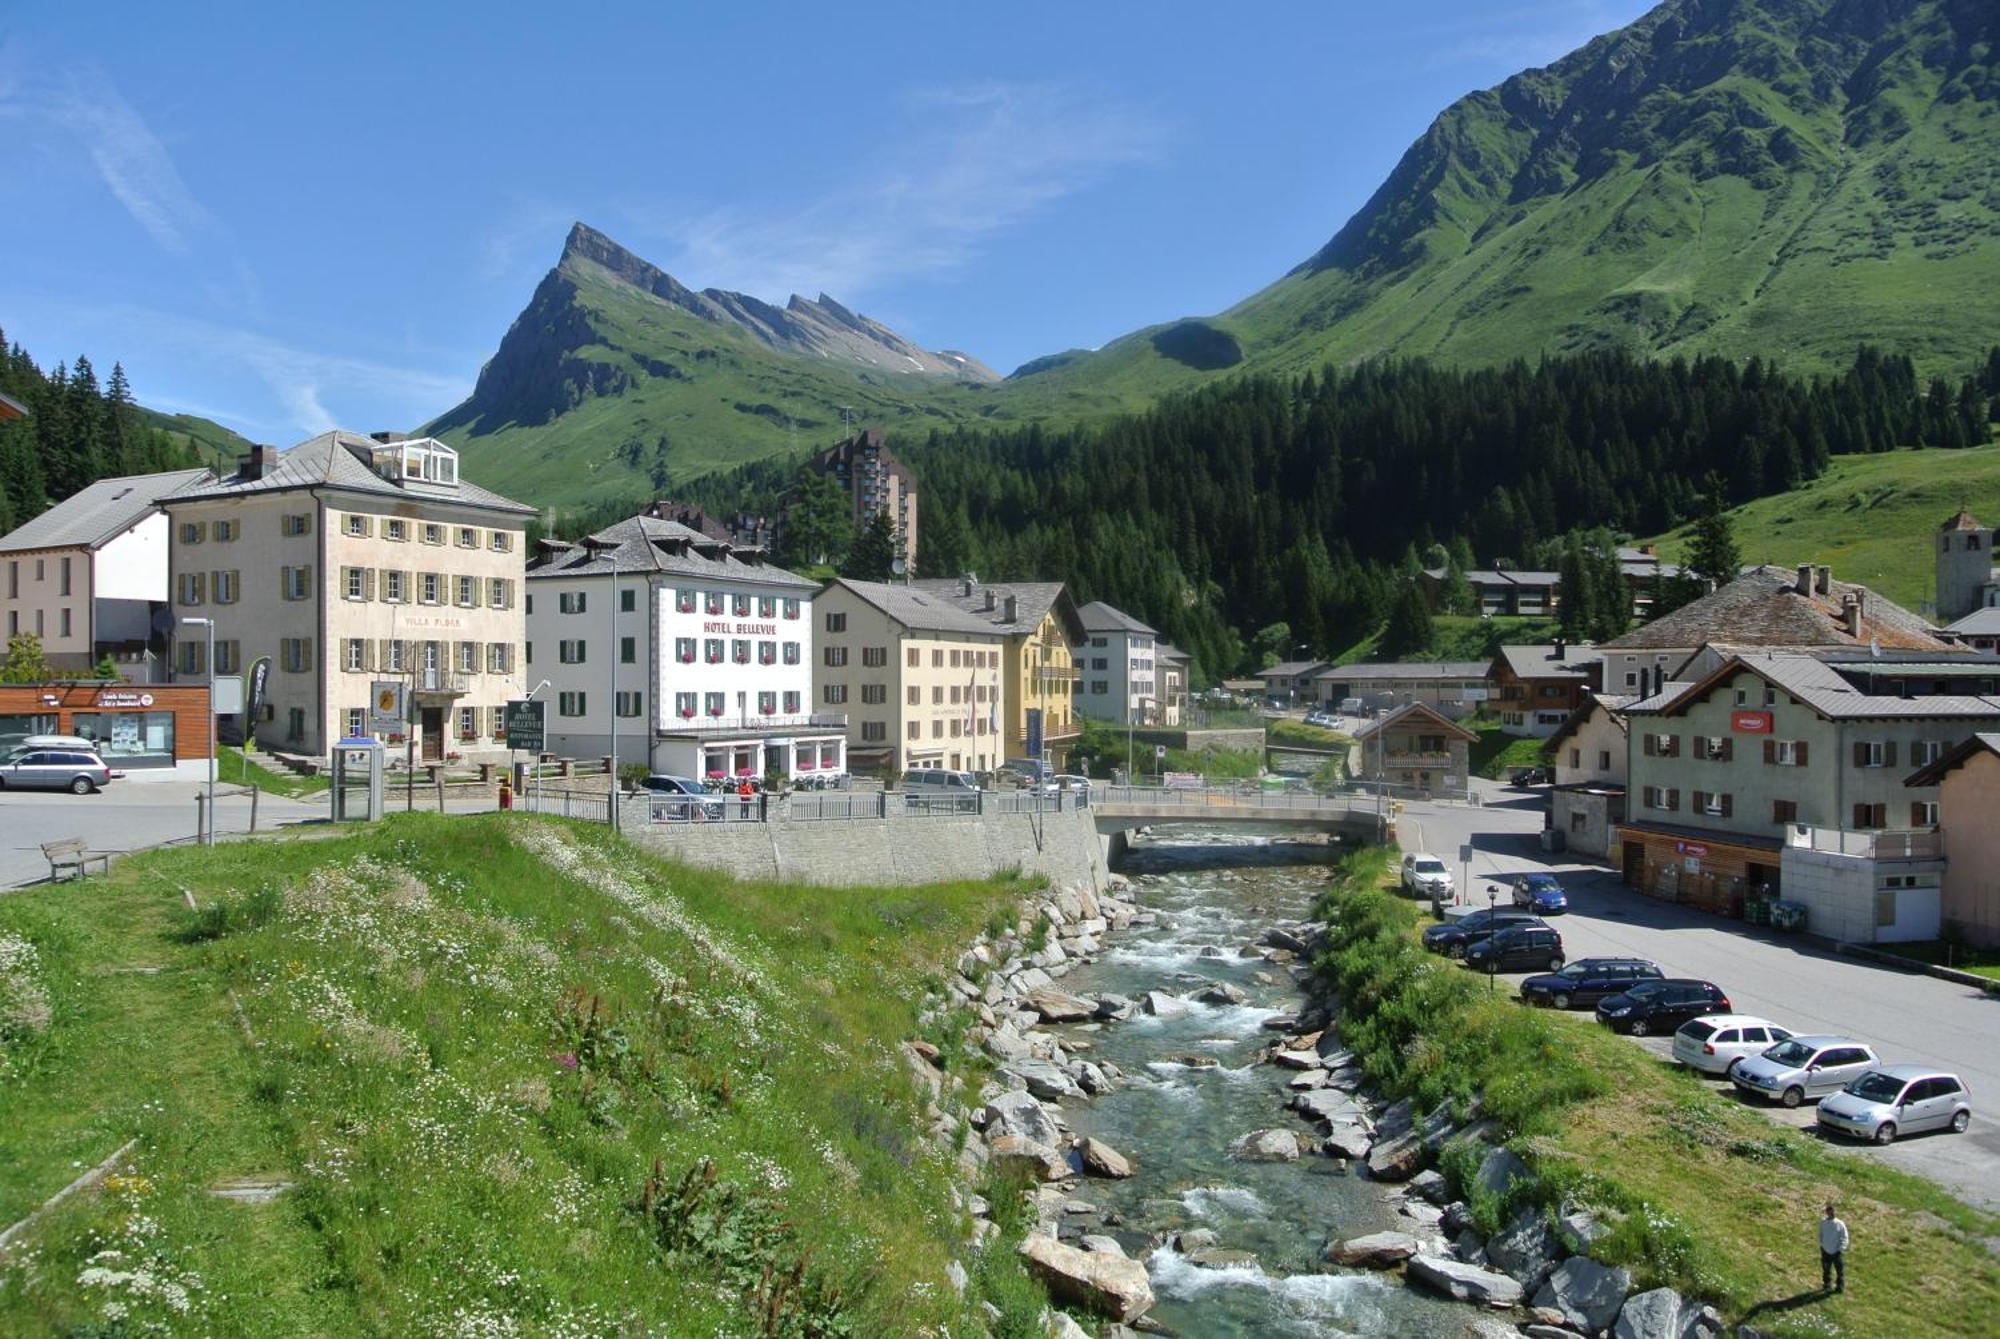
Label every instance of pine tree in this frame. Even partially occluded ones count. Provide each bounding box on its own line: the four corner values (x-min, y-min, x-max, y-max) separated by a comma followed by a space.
776, 470, 855, 570
1685, 491, 1742, 591
843, 510, 898, 582
1380, 582, 1434, 659
1, 632, 52, 684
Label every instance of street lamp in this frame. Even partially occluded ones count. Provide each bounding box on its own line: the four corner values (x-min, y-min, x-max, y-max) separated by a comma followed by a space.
609, 567, 620, 832
180, 616, 215, 845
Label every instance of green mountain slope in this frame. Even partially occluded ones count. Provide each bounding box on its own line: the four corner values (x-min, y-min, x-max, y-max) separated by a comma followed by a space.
135, 406, 257, 470
1018, 0, 2000, 403
1642, 441, 2000, 612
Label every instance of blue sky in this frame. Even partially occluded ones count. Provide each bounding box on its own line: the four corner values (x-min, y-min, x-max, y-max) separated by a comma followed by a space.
0, 1, 1654, 443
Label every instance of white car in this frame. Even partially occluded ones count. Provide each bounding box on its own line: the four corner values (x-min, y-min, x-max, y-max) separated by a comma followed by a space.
1671, 1015, 1794, 1077
1400, 852, 1453, 899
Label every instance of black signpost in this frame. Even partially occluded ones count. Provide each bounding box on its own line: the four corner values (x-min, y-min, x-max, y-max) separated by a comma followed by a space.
505, 699, 546, 811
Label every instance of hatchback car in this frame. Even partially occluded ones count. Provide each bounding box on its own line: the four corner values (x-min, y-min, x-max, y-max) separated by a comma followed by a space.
1401, 852, 1453, 899
1594, 979, 1732, 1035
1511, 873, 1569, 915
1464, 923, 1563, 974
1732, 1036, 1880, 1108
0, 748, 113, 794
1671, 1015, 1795, 1077
1817, 1066, 1973, 1144
1422, 906, 1542, 957
1519, 958, 1664, 1010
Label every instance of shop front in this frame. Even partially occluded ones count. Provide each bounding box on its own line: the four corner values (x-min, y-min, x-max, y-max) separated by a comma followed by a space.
0, 682, 211, 770
651, 726, 847, 785
1616, 821, 1784, 917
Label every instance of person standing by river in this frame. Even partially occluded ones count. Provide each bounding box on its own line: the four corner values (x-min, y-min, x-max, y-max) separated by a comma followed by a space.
1819, 1203, 1848, 1293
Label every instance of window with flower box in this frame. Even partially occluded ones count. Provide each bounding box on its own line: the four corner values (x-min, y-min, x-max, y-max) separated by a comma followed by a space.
758, 640, 776, 665
675, 692, 697, 719
733, 593, 751, 617
783, 598, 799, 620
783, 691, 800, 713
757, 691, 777, 715
676, 637, 697, 663
677, 589, 697, 613
731, 639, 750, 664
459, 707, 478, 739
704, 638, 724, 664
704, 692, 724, 717
782, 641, 800, 665
706, 592, 725, 615
758, 596, 776, 618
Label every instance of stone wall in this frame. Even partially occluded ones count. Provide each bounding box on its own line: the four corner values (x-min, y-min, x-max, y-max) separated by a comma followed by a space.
623, 803, 1110, 891
1129, 727, 1265, 754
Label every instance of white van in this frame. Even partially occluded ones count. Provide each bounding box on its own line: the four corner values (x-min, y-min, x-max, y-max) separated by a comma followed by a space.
905, 768, 979, 791
904, 768, 981, 810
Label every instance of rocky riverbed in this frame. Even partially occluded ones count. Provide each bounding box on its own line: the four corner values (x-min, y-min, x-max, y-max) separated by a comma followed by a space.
910, 826, 1731, 1338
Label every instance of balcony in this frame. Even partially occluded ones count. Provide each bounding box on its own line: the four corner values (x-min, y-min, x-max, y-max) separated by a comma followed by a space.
412, 669, 472, 698
1785, 826, 1942, 860
658, 712, 848, 737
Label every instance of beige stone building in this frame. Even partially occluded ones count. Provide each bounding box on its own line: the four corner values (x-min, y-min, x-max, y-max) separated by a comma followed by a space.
811, 578, 1007, 775
164, 432, 534, 762
808, 428, 918, 571
1908, 733, 2000, 948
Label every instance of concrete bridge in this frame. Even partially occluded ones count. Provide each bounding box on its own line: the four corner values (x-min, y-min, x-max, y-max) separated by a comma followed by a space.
1090, 784, 1384, 861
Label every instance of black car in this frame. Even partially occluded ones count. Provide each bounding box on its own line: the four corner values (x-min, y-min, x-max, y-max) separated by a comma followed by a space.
1421, 907, 1544, 958
1463, 924, 1564, 974
1510, 766, 1553, 786
1519, 958, 1665, 1010
1594, 979, 1732, 1036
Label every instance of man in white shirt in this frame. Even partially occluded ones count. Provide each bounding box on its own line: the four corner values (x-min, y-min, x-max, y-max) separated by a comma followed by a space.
1819, 1202, 1848, 1293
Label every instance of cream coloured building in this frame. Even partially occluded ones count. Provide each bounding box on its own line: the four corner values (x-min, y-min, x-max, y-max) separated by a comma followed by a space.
909, 577, 1084, 763
164, 433, 534, 762
811, 578, 1007, 775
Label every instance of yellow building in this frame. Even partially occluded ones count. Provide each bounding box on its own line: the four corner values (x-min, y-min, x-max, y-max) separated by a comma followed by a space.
812, 578, 1008, 775
913, 578, 1085, 763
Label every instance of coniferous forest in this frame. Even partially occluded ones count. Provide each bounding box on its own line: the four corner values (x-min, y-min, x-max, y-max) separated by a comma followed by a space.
0, 326, 207, 536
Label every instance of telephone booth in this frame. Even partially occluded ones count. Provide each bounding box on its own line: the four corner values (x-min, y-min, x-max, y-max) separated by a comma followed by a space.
331, 735, 385, 822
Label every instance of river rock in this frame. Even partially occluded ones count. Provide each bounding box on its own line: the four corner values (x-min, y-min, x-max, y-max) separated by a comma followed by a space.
990, 1136, 1071, 1182
1020, 1234, 1155, 1322
1075, 1062, 1114, 1095
1163, 1053, 1219, 1069
1293, 1089, 1363, 1126
1186, 1247, 1258, 1269
1406, 1169, 1450, 1205
1094, 993, 1135, 1021
1143, 991, 1190, 1018
1028, 988, 1097, 1022
1405, 1255, 1525, 1308
1473, 1146, 1534, 1200
1194, 981, 1247, 1006
1047, 1312, 1091, 1339
1271, 1049, 1322, 1070
1325, 1230, 1420, 1268
1398, 1199, 1445, 1230
1259, 1014, 1300, 1030
1324, 1126, 1372, 1160
1003, 1060, 1082, 1101
1080, 1137, 1134, 1179
1175, 1228, 1218, 1252
1522, 1326, 1587, 1339
1288, 1070, 1329, 1091
1231, 1129, 1303, 1161
1555, 1204, 1608, 1254
1534, 1257, 1632, 1335
1081, 1234, 1127, 1257
985, 1090, 1064, 1145
1365, 1128, 1425, 1181
1260, 926, 1311, 953
1486, 1206, 1562, 1289
984, 1027, 1033, 1064
1452, 1228, 1487, 1266
1613, 1288, 1721, 1339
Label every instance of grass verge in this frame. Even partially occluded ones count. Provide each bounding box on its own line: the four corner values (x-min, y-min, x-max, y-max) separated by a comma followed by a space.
1312, 847, 2000, 1338
1867, 940, 2000, 982
214, 744, 329, 797
0, 812, 1037, 1334
1466, 720, 1547, 780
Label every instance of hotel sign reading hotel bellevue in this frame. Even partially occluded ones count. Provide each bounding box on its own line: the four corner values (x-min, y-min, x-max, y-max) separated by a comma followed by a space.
703, 619, 778, 637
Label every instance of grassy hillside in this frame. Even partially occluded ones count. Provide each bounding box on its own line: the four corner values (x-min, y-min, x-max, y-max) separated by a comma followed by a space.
1642, 444, 2000, 614
0, 814, 1031, 1334
135, 407, 258, 471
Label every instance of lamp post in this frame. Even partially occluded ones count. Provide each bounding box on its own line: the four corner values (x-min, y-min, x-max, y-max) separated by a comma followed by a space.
180, 616, 215, 845
609, 567, 620, 832
525, 677, 550, 814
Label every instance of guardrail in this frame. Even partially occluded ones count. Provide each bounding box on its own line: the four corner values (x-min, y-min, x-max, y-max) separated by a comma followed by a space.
1094, 784, 1361, 813
519, 784, 1094, 829
636, 794, 767, 825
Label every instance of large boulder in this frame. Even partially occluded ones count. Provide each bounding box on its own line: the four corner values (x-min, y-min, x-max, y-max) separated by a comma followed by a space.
1028, 988, 1097, 1023
1555, 1204, 1608, 1255
985, 1091, 1064, 1146
1094, 993, 1135, 1021
1406, 1169, 1451, 1205
1473, 1146, 1535, 1201
1271, 1049, 1323, 1070
1405, 1255, 1525, 1308
1002, 1060, 1083, 1102
1143, 991, 1190, 1018
1534, 1257, 1632, 1335
1294, 1089, 1363, 1125
1613, 1289, 1722, 1339
1486, 1205, 1563, 1290
1230, 1129, 1304, 1161
1326, 1230, 1420, 1268
1019, 1234, 1155, 1322
1079, 1137, 1134, 1179
1260, 926, 1310, 954
1365, 1128, 1426, 1181
989, 1136, 1071, 1182
984, 1027, 1033, 1064
1194, 981, 1248, 1006
1324, 1126, 1372, 1160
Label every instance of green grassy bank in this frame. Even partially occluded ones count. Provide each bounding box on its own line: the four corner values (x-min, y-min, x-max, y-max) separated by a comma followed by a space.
1312, 848, 2000, 1338
0, 813, 1038, 1335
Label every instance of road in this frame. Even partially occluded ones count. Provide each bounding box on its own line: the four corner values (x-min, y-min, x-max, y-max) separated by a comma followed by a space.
1397, 779, 2000, 1214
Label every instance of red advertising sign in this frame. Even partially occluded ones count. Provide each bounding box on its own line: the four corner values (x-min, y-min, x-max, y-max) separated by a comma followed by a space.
1730, 711, 1773, 734
1675, 840, 1709, 857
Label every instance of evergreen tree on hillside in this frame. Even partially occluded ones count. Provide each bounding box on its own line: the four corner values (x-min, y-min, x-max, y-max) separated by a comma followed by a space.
843, 511, 898, 583
777, 470, 855, 570
1685, 489, 1743, 591
1380, 583, 1433, 659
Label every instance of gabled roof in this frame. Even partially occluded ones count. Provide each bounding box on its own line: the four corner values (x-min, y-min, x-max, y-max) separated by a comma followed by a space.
1493, 644, 1601, 681
1642, 652, 2000, 723
1156, 642, 1190, 665
169, 430, 536, 516
0, 391, 28, 421
1317, 660, 1492, 680
1600, 566, 1948, 653
1353, 700, 1479, 742
1542, 692, 1634, 754
1259, 660, 1330, 679
527, 514, 816, 588
1945, 607, 2000, 636
824, 577, 1006, 636
909, 578, 1084, 640
1905, 732, 2000, 787
1941, 509, 1986, 533
1078, 600, 1157, 637
0, 468, 214, 554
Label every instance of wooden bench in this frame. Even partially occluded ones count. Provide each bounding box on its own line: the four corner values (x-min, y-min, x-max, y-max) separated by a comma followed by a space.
41, 838, 110, 882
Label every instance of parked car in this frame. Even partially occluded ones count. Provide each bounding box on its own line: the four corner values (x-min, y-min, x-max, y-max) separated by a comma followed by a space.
1671, 1015, 1796, 1077
1732, 1036, 1880, 1108
638, 774, 705, 795
636, 774, 725, 821
1401, 852, 1453, 899
1509, 766, 1553, 786
1519, 958, 1664, 1010
998, 759, 1054, 785
1511, 873, 1569, 915
1463, 923, 1564, 974
0, 748, 113, 794
1816, 1066, 1973, 1144
1594, 979, 1732, 1035
904, 768, 982, 810
1421, 906, 1542, 957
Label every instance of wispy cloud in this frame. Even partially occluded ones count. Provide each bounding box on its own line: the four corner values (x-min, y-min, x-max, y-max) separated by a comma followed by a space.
0, 60, 216, 255
638, 81, 1163, 302
477, 196, 583, 284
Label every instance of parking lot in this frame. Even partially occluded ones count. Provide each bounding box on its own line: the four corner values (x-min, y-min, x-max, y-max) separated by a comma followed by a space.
1399, 781, 2000, 1213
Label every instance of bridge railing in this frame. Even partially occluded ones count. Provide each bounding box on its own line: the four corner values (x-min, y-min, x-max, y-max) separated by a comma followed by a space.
1095, 783, 1364, 812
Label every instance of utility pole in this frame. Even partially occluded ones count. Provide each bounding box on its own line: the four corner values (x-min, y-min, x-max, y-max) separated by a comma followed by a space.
179, 617, 216, 844
609, 565, 621, 832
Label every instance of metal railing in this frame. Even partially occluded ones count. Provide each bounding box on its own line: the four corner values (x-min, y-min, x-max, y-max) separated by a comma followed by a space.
1094, 784, 1362, 813
635, 794, 766, 825
518, 782, 1095, 829
515, 788, 615, 822
1786, 826, 1943, 859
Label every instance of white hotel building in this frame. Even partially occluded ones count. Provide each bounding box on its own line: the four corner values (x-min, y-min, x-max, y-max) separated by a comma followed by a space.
526, 515, 844, 781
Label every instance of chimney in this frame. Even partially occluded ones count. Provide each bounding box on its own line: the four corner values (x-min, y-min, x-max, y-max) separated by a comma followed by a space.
1641, 544, 1656, 557
960, 573, 976, 598
1815, 566, 1831, 596
1554, 636, 1566, 660
369, 431, 409, 444
984, 589, 996, 611
1842, 593, 1862, 638
239, 444, 280, 480
1796, 564, 1814, 595
1004, 595, 1018, 624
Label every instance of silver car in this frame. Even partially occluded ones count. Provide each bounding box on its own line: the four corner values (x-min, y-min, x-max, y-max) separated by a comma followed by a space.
1816, 1066, 1973, 1144
1671, 1015, 1795, 1077
0, 747, 113, 794
1732, 1035, 1879, 1108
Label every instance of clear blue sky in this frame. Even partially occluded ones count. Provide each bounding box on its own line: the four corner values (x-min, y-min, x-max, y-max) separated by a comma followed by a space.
0, 1, 1654, 444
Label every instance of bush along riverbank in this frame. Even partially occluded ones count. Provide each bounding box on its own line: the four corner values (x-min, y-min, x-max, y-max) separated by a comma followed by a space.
1305, 845, 2000, 1339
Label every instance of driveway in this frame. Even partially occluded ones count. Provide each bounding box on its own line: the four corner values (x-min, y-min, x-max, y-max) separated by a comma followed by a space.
1397, 780, 2000, 1214
2, 782, 323, 888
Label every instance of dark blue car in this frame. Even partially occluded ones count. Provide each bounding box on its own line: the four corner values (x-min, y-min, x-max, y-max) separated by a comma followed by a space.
1512, 873, 1568, 915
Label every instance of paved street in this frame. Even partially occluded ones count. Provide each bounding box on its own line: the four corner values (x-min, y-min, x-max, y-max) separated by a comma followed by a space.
1397, 779, 2000, 1214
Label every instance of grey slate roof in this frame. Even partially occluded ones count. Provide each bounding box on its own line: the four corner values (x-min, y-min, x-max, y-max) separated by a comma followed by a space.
1905, 732, 2000, 787
1317, 661, 1492, 680
1542, 692, 1635, 752
1259, 660, 1330, 679
910, 578, 1083, 640
831, 578, 1009, 636
1946, 607, 2000, 636
1156, 642, 1190, 665
528, 514, 816, 588
169, 431, 536, 516
1601, 566, 1948, 653
1354, 701, 1479, 741
1494, 644, 1601, 681
1078, 600, 1157, 637
1643, 651, 2000, 722
0, 468, 214, 554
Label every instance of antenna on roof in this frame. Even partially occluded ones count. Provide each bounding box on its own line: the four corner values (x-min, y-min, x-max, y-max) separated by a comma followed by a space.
1870, 637, 1881, 658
